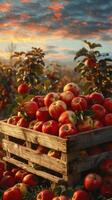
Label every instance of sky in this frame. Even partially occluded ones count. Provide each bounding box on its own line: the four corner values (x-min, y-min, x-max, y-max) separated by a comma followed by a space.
0, 0, 112, 64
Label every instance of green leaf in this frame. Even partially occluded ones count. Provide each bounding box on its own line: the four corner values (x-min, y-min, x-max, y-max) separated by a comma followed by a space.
84, 40, 102, 49
74, 48, 88, 60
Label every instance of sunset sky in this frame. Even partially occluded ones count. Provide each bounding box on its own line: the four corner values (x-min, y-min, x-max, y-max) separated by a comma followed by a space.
0, 0, 112, 64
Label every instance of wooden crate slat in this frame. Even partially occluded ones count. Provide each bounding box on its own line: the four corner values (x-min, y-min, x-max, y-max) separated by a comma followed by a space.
1, 119, 112, 185
72, 151, 112, 173
68, 126, 112, 151
2, 139, 67, 174
3, 157, 63, 183
0, 121, 67, 152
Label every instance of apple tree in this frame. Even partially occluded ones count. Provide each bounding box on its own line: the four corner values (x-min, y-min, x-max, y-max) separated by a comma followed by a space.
74, 40, 112, 97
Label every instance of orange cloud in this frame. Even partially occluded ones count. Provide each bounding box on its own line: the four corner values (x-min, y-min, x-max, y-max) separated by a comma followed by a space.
0, 3, 11, 12
20, 0, 32, 3
54, 12, 62, 19
48, 2, 64, 12
48, 2, 64, 19
25, 23, 49, 33
0, 19, 21, 29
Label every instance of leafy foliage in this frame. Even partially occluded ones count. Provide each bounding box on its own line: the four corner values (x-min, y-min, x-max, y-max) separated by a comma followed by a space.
0, 48, 64, 118
74, 41, 112, 97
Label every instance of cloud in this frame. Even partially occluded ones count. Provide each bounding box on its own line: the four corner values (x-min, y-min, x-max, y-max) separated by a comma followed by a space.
20, 0, 32, 3
0, 0, 112, 61
0, 2, 12, 13
0, 0, 112, 42
48, 2, 64, 12
48, 2, 64, 19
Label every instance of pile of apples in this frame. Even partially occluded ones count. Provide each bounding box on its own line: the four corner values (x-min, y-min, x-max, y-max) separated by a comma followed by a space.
1, 159, 112, 200
0, 162, 39, 200
7, 82, 112, 139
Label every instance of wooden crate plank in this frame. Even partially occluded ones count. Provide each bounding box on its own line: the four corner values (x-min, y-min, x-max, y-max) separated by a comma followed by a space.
72, 151, 112, 173
2, 139, 67, 174
0, 121, 67, 152
3, 157, 63, 183
67, 126, 112, 152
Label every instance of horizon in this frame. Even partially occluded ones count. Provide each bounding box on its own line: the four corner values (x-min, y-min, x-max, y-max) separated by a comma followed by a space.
0, 0, 112, 64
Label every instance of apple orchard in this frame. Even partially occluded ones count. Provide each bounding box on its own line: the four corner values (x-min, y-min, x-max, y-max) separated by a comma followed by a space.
0, 41, 112, 200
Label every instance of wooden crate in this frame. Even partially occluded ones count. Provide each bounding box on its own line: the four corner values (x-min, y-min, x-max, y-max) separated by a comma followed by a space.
0, 120, 112, 185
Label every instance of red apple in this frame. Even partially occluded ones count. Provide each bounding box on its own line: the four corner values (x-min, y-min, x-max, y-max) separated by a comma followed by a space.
104, 113, 112, 126
36, 189, 54, 200
103, 98, 112, 112
48, 150, 61, 159
100, 159, 112, 175
36, 145, 48, 154
49, 100, 67, 120
11, 168, 19, 175
17, 83, 29, 94
22, 174, 38, 186
77, 117, 94, 132
36, 107, 51, 121
14, 183, 28, 196
63, 82, 80, 96
84, 57, 96, 68
93, 120, 104, 129
89, 92, 104, 104
0, 175, 16, 189
91, 104, 106, 120
29, 120, 38, 129
44, 92, 60, 107
42, 120, 59, 136
84, 173, 102, 191
15, 170, 28, 182
71, 97, 87, 111
17, 117, 29, 128
3, 170, 14, 177
59, 123, 78, 138
3, 187, 22, 200
31, 95, 45, 107
84, 95, 92, 107
100, 183, 112, 198
53, 196, 70, 200
60, 91, 74, 106
33, 121, 44, 132
7, 116, 21, 125
58, 110, 77, 125
72, 189, 90, 200
23, 101, 38, 117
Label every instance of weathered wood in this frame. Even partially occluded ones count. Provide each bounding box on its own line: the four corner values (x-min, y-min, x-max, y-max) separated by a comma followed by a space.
1, 120, 112, 185
0, 121, 67, 152
3, 157, 63, 183
26, 141, 34, 168
2, 139, 67, 174
4, 135, 10, 158
67, 126, 112, 152
72, 151, 112, 173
